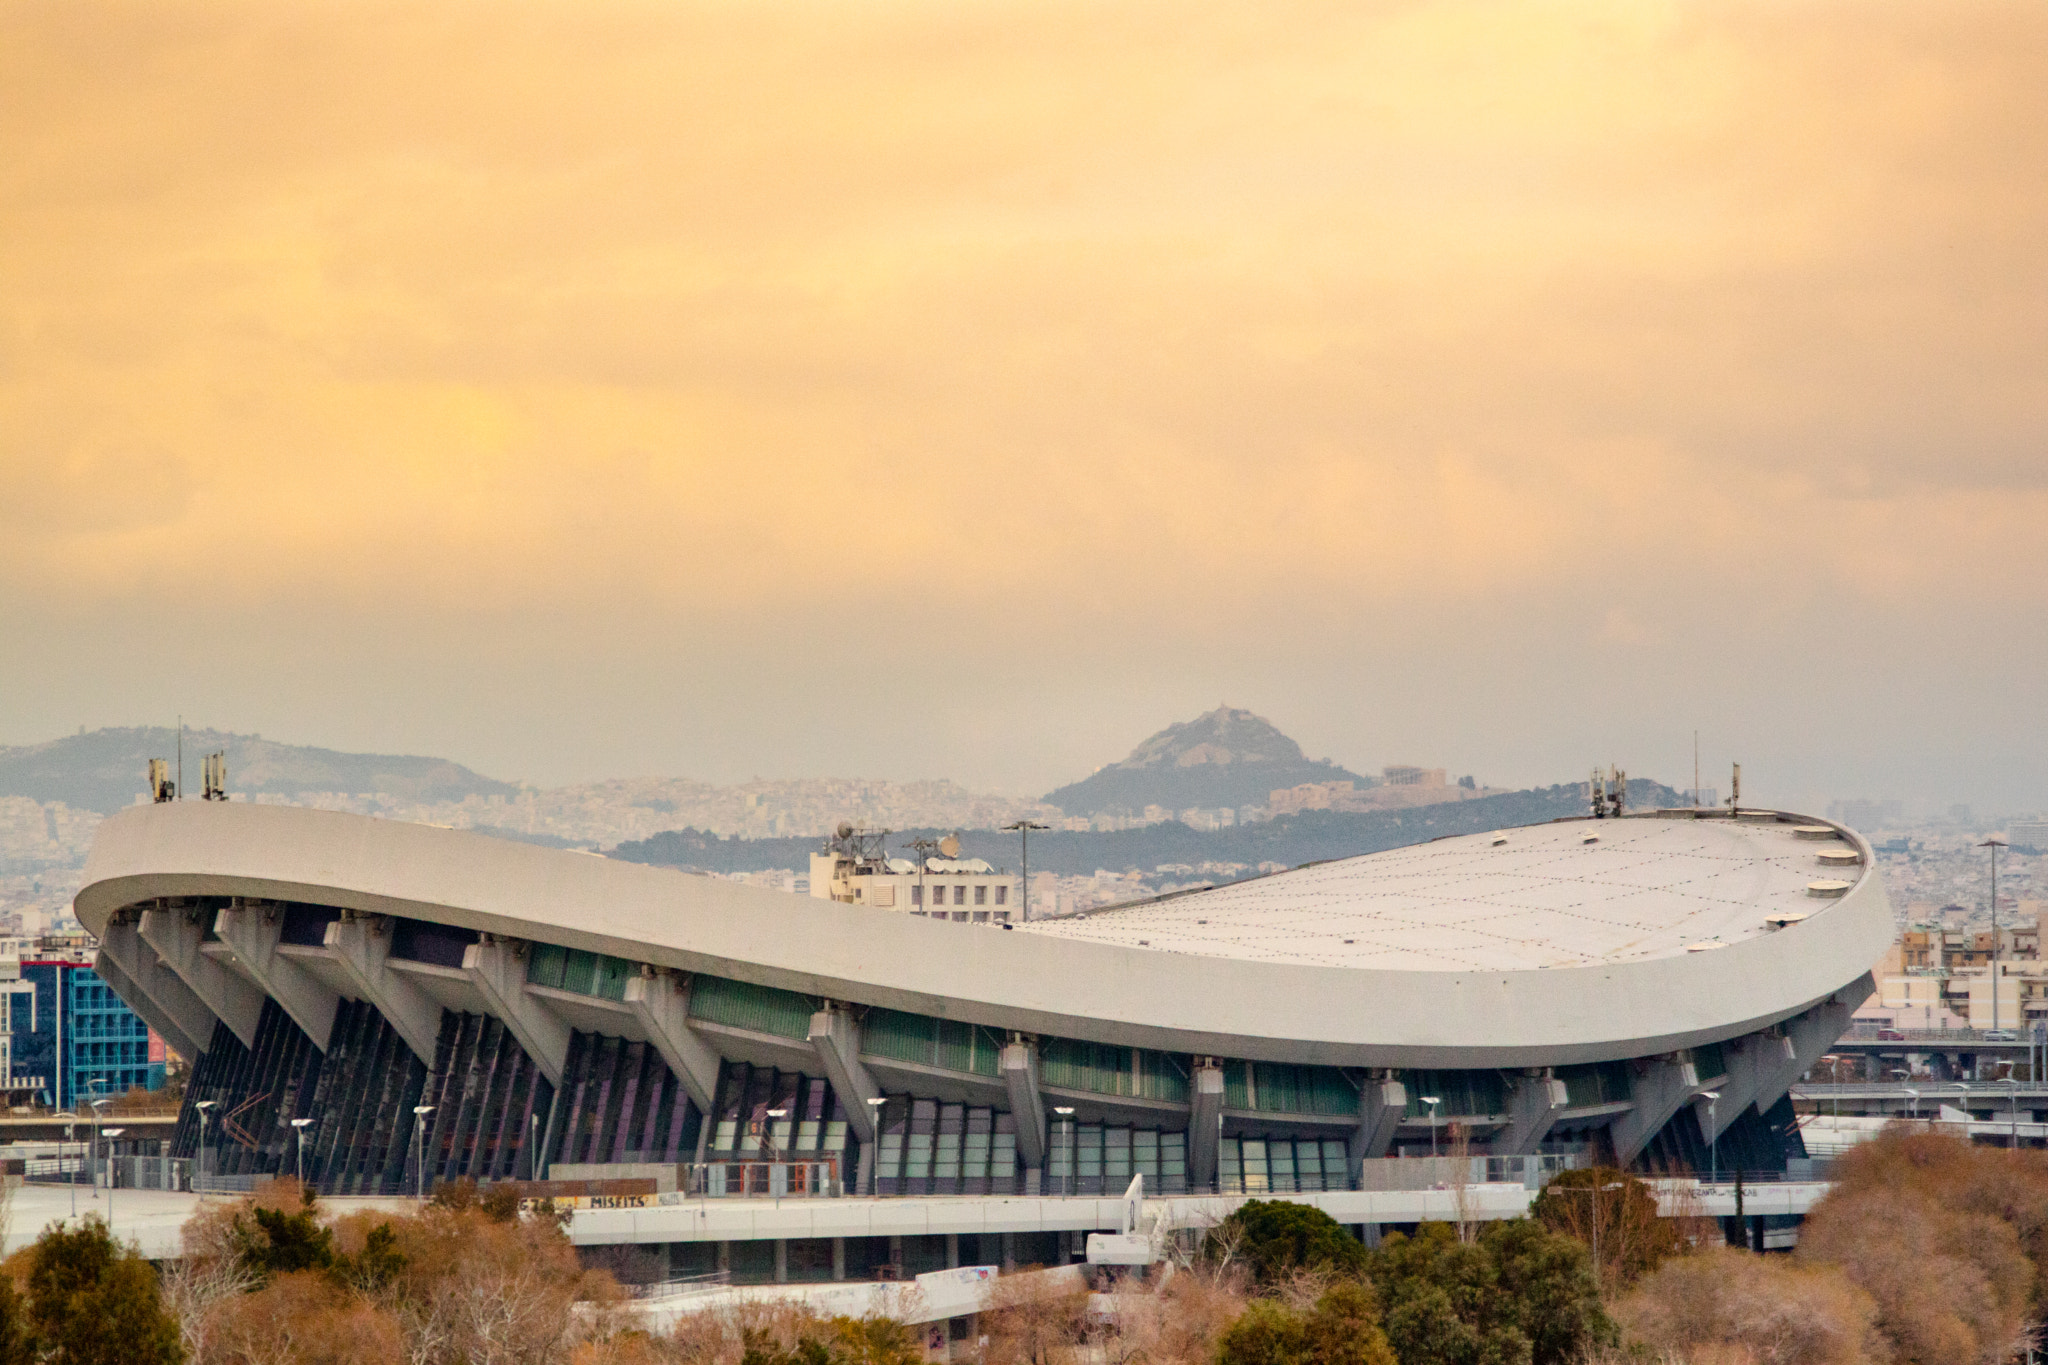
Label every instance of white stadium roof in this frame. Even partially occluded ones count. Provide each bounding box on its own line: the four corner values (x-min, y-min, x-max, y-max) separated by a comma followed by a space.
1021, 814, 1867, 973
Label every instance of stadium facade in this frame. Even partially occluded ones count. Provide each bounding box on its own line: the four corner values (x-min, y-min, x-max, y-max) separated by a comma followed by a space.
75, 801, 1888, 1221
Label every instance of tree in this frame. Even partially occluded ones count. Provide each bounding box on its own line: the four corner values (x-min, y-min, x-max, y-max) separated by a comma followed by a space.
0, 1278, 32, 1365
1528, 1168, 1677, 1291
1369, 1221, 1610, 1365
1215, 1280, 1397, 1365
26, 1217, 182, 1365
232, 1187, 336, 1282
1207, 1201, 1368, 1285
1620, 1246, 1880, 1365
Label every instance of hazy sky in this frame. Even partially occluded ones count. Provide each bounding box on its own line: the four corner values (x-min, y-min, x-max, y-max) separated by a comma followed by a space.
3, 1, 2045, 813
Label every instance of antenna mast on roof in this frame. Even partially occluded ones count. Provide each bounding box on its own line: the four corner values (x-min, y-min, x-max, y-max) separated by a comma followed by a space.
1726, 763, 1741, 816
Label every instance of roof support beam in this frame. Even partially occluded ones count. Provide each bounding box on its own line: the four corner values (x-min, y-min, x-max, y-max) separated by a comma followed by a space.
1187, 1061, 1224, 1191
462, 937, 569, 1086
1693, 1028, 1788, 1146
1751, 975, 1873, 1120
1353, 1075, 1408, 1165
214, 903, 338, 1050
1002, 1039, 1050, 1172
810, 1007, 881, 1146
1497, 1072, 1570, 1155
96, 917, 216, 1059
92, 944, 204, 1064
323, 915, 443, 1067
139, 904, 262, 1050
625, 972, 722, 1114
1609, 1055, 1701, 1166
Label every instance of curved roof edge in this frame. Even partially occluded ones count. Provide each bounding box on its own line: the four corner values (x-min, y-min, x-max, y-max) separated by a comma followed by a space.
73, 802, 1894, 1068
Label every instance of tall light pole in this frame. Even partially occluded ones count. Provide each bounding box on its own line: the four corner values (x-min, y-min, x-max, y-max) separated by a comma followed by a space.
101, 1127, 124, 1230
291, 1117, 314, 1188
1701, 1091, 1721, 1184
765, 1105, 789, 1204
1983, 838, 2009, 1037
194, 1099, 216, 1195
87, 1093, 106, 1200
530, 1112, 541, 1182
412, 1105, 436, 1202
1003, 821, 1050, 922
54, 1111, 77, 1218
1904, 1087, 1919, 1120
865, 1096, 887, 1198
1422, 1097, 1441, 1158
1053, 1106, 1075, 1196
2008, 1072, 2021, 1149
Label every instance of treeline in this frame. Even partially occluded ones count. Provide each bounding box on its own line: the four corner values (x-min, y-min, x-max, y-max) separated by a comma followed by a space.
608, 781, 1690, 879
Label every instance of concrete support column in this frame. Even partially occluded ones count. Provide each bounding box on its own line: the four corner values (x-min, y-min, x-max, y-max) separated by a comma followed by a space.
95, 918, 214, 1059
1751, 978, 1874, 1116
324, 915, 443, 1067
775, 1239, 788, 1283
1498, 1072, 1569, 1154
462, 937, 569, 1085
625, 972, 722, 1113
1610, 1055, 1702, 1166
946, 1233, 960, 1268
139, 904, 263, 1049
833, 1238, 846, 1281
92, 949, 203, 1063
810, 1008, 882, 1145
214, 902, 339, 1049
1001, 1232, 1016, 1270
1001, 1039, 1048, 1173
1351, 1074, 1408, 1170
717, 1241, 731, 1274
1189, 1060, 1225, 1191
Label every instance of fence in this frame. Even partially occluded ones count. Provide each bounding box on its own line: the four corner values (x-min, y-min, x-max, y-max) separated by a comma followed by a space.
681, 1160, 840, 1199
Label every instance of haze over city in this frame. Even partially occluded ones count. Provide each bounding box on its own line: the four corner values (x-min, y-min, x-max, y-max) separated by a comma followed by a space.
4, 1, 2046, 815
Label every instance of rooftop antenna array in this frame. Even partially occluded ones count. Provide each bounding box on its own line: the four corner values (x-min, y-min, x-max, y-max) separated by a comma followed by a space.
1589, 765, 1626, 819
1726, 763, 1741, 816
201, 751, 228, 801
146, 759, 175, 803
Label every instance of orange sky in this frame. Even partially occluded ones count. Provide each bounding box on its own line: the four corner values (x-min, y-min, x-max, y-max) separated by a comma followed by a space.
3, 1, 2045, 806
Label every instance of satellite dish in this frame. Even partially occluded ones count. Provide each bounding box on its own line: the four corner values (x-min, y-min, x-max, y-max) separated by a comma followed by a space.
836, 823, 854, 840
939, 833, 962, 859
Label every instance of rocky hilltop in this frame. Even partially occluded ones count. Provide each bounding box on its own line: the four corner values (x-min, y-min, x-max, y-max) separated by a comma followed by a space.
1042, 706, 1371, 817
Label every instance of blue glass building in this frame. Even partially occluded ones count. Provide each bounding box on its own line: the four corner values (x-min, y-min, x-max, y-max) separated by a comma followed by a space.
7, 957, 165, 1110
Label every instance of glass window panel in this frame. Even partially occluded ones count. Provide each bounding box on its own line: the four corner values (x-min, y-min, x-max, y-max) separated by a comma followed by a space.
935, 1132, 962, 1179
1242, 1139, 1269, 1193
1269, 1141, 1296, 1192
823, 1120, 848, 1152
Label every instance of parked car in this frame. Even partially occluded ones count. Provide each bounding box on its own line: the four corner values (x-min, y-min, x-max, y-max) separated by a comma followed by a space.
1983, 1028, 2018, 1042
1877, 1028, 1906, 1040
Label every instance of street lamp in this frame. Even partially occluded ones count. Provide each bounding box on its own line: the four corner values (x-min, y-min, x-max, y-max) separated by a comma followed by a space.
194, 1100, 216, 1195
1558, 1180, 1626, 1289
865, 1096, 888, 1196
1002, 821, 1050, 922
412, 1106, 436, 1202
1053, 1106, 1075, 1196
1421, 1097, 1442, 1158
87, 1094, 107, 1200
290, 1117, 314, 1188
53, 1111, 77, 1218
2008, 1075, 2021, 1149
765, 1106, 790, 1205
1983, 837, 2009, 1037
1904, 1087, 1920, 1121
101, 1127, 124, 1229
1701, 1091, 1721, 1184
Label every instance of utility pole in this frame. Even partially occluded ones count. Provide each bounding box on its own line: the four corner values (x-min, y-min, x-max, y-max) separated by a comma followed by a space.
1983, 838, 2008, 1036
1003, 820, 1049, 921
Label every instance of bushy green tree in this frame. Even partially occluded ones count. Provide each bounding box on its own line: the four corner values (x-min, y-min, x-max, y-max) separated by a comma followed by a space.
1210, 1199, 1370, 1283
26, 1217, 182, 1365
230, 1186, 335, 1281
1216, 1278, 1398, 1365
1369, 1221, 1611, 1365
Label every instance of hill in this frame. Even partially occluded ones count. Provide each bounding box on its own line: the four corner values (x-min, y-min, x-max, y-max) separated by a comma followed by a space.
1043, 706, 1372, 817
610, 778, 1694, 878
0, 727, 517, 814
